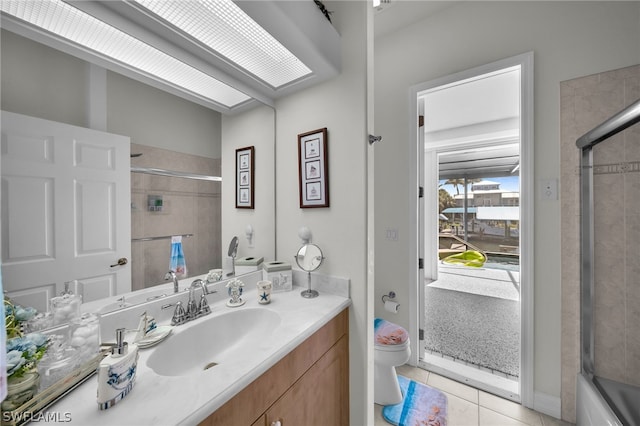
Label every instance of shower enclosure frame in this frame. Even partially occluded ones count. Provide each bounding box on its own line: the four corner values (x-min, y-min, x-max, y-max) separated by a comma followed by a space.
576, 98, 640, 425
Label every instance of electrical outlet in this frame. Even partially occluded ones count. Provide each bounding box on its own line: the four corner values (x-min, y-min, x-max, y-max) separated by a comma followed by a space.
385, 228, 398, 241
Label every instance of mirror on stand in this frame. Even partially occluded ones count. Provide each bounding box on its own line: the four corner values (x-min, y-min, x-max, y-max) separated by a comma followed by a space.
227, 236, 239, 277
295, 244, 324, 298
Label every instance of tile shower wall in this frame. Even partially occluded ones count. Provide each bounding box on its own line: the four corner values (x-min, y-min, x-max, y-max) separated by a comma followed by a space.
130, 143, 222, 291
560, 64, 640, 422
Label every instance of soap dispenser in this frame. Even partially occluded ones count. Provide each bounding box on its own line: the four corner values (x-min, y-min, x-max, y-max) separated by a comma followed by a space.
97, 328, 139, 410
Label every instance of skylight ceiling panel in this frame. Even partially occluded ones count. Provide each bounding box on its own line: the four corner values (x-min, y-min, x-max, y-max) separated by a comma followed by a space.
1, 0, 251, 109
134, 0, 312, 89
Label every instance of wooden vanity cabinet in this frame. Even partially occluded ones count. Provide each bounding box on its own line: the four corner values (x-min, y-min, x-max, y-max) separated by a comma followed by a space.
200, 308, 349, 426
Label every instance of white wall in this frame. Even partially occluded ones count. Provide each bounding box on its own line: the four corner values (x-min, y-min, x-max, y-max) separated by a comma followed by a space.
274, 2, 371, 424
107, 71, 221, 159
1, 30, 87, 128
1, 29, 223, 159
374, 0, 640, 412
222, 105, 276, 262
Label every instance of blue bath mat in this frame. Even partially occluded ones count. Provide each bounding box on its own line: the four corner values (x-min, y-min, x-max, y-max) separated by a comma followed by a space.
382, 375, 448, 426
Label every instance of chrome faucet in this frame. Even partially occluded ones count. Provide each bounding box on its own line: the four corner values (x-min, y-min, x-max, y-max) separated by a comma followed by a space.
164, 270, 179, 293
186, 279, 212, 320
163, 278, 217, 326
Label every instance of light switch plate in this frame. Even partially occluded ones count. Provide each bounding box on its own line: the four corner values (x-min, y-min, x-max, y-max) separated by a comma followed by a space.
540, 179, 558, 200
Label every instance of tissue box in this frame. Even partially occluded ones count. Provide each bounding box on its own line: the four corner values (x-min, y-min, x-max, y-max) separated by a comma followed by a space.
235, 256, 264, 275
262, 261, 293, 292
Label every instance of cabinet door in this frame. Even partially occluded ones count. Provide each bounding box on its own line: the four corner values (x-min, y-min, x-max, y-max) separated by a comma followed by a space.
251, 414, 265, 426
265, 335, 349, 426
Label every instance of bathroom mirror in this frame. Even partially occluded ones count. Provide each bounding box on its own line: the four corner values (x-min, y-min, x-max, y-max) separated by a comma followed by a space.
1, 30, 276, 324
295, 244, 324, 298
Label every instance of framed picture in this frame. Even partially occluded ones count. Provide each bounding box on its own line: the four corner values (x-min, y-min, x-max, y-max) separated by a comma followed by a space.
298, 128, 329, 208
236, 146, 254, 209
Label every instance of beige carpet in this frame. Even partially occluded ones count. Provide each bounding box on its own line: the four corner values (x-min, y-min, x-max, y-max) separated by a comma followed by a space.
424, 265, 520, 377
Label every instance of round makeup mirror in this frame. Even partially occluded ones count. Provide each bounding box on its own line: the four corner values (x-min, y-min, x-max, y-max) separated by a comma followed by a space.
295, 244, 324, 298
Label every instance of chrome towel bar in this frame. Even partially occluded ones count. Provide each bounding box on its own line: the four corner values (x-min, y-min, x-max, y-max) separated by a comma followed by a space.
132, 233, 194, 242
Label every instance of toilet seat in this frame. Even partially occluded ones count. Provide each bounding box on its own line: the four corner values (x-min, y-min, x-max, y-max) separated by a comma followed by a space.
375, 339, 410, 352
374, 317, 409, 346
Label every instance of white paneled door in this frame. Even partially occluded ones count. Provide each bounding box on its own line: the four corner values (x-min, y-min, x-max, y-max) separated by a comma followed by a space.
1, 111, 131, 312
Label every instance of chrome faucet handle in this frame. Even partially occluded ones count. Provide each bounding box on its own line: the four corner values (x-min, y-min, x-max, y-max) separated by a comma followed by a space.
171, 301, 187, 326
198, 294, 211, 316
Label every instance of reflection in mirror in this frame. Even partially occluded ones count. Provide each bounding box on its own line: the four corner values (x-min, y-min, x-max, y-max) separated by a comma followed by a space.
227, 236, 239, 277
164, 271, 179, 294
228, 236, 239, 257
295, 244, 324, 298
1, 31, 276, 330
130, 143, 222, 292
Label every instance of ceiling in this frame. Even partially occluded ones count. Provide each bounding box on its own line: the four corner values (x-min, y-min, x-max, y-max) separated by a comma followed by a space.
374, 1, 459, 39
0, 0, 342, 114
438, 143, 520, 180
422, 68, 521, 180
372, 1, 520, 180
2, 0, 461, 114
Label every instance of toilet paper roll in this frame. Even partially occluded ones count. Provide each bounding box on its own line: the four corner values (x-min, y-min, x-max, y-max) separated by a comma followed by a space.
384, 300, 399, 313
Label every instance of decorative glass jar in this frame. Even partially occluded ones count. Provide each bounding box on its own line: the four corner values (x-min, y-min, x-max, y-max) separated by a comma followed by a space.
50, 293, 82, 326
69, 313, 100, 364
2, 372, 40, 411
37, 335, 80, 391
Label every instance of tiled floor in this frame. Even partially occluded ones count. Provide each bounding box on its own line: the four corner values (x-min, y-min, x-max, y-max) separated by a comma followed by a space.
374, 365, 574, 426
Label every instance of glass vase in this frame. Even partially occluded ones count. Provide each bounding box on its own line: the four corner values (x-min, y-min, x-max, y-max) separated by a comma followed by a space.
2, 372, 40, 411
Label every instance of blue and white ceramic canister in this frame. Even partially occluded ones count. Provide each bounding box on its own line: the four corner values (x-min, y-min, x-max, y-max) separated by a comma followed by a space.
257, 280, 272, 304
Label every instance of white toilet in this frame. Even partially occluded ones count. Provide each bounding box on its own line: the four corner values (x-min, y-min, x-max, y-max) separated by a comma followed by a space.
374, 318, 411, 405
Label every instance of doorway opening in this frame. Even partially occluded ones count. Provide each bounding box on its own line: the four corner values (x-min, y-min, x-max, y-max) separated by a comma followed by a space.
411, 53, 534, 404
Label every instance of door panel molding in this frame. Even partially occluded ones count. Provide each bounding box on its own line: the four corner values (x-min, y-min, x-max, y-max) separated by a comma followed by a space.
1, 111, 131, 310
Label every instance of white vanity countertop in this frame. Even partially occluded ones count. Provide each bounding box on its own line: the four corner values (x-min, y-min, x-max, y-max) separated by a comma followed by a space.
45, 285, 351, 425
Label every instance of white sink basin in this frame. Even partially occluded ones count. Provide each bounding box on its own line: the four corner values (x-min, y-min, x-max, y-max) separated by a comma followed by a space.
146, 308, 281, 377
